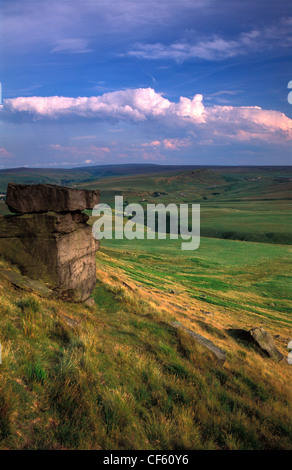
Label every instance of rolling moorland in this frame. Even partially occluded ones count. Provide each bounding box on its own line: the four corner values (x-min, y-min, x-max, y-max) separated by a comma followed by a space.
0, 164, 291, 449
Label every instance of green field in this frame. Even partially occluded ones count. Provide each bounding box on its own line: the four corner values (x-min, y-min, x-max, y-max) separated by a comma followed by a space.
98, 234, 292, 330
80, 167, 292, 244
92, 166, 292, 332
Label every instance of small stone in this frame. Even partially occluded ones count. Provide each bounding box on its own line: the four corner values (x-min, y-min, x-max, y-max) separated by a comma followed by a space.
84, 297, 95, 307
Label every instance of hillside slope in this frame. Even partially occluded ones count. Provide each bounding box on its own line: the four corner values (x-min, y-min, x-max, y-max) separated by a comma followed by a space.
0, 254, 291, 450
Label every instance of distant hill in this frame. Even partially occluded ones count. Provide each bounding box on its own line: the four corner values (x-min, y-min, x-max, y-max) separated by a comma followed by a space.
0, 164, 208, 192
0, 164, 291, 193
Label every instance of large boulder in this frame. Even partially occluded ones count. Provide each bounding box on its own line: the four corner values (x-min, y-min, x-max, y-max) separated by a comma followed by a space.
249, 327, 284, 362
0, 221, 99, 301
227, 327, 284, 362
6, 183, 100, 213
1, 183, 101, 303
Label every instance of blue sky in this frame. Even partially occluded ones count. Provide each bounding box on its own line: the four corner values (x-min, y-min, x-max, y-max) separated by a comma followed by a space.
0, 0, 291, 168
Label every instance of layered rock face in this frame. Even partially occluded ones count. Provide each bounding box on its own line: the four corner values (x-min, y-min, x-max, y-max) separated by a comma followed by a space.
0, 183, 100, 302
6, 183, 100, 213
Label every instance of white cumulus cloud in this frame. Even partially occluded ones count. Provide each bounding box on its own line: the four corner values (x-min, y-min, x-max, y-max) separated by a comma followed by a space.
2, 88, 292, 144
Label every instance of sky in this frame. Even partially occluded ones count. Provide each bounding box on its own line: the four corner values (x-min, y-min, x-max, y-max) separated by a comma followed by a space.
0, 0, 291, 169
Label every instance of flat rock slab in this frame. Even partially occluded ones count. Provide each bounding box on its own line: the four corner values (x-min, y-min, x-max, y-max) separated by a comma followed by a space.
0, 269, 53, 297
6, 183, 100, 213
171, 321, 226, 365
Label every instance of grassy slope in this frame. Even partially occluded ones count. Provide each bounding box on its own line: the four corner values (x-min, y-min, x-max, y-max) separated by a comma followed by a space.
0, 166, 291, 449
0, 252, 291, 450
100, 236, 292, 326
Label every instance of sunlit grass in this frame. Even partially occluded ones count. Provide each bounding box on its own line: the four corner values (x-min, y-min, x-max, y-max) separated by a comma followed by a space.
0, 251, 291, 450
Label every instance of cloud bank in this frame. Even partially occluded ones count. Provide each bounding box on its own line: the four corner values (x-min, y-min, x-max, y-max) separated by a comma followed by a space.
3, 88, 292, 145
2, 88, 205, 122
